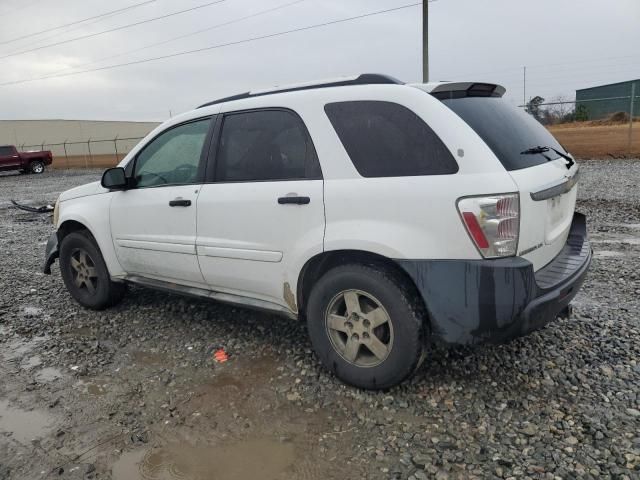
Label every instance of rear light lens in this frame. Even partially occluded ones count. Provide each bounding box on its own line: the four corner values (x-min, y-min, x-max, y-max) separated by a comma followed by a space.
457, 193, 520, 258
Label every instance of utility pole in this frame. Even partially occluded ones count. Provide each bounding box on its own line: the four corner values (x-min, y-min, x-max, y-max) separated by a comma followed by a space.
523, 66, 526, 108
422, 0, 429, 83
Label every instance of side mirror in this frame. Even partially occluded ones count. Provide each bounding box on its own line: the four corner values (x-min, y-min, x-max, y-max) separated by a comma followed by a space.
101, 167, 128, 190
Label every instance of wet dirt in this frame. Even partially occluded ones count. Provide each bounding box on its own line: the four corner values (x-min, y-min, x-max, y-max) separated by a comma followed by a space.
4, 165, 639, 479
0, 400, 54, 443
132, 350, 165, 366
112, 438, 296, 480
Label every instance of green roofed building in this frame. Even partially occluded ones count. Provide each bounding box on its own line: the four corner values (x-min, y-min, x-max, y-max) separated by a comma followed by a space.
575, 79, 639, 120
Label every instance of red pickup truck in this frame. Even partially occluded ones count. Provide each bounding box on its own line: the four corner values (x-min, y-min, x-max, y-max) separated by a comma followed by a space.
0, 145, 53, 174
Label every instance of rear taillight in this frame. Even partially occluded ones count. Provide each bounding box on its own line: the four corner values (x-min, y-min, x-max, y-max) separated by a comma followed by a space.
457, 193, 520, 258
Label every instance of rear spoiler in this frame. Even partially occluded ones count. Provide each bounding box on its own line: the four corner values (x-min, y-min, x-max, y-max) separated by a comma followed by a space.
412, 82, 506, 100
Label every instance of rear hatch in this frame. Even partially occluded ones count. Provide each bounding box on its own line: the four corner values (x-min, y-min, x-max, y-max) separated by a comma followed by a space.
439, 93, 578, 271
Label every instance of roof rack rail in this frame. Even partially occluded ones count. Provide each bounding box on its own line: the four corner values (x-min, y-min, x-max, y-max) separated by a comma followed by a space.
197, 73, 403, 109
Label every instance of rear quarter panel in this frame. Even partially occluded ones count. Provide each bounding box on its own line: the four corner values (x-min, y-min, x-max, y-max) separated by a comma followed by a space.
314, 85, 518, 260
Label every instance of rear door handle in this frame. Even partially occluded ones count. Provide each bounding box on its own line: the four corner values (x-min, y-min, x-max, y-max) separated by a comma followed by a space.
169, 199, 191, 207
278, 196, 310, 205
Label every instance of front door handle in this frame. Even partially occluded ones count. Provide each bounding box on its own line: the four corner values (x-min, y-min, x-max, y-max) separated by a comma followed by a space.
169, 199, 191, 207
278, 196, 310, 205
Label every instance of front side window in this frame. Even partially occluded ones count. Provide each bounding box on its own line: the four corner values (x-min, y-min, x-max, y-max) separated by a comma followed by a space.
215, 110, 321, 182
134, 118, 211, 188
0, 146, 14, 156
324, 101, 458, 177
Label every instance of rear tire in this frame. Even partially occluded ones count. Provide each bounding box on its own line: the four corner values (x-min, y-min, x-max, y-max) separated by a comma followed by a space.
30, 160, 45, 174
59, 231, 126, 310
306, 264, 425, 390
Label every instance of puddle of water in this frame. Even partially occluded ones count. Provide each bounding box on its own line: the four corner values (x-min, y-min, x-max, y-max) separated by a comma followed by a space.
132, 351, 164, 366
69, 326, 92, 337
112, 438, 295, 480
35, 367, 64, 383
87, 383, 108, 396
21, 355, 43, 369
2, 336, 47, 362
0, 400, 54, 443
594, 250, 625, 258
74, 379, 109, 396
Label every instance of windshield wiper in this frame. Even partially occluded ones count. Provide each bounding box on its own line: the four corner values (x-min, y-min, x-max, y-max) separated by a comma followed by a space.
520, 145, 575, 169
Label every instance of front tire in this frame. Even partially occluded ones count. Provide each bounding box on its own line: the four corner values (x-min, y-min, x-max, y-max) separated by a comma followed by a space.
59, 231, 126, 310
30, 160, 45, 174
306, 264, 425, 390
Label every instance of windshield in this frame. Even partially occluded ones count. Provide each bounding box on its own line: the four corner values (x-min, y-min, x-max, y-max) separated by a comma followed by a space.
441, 96, 566, 171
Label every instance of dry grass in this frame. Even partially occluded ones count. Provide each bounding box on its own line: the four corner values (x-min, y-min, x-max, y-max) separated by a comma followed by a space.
548, 120, 640, 159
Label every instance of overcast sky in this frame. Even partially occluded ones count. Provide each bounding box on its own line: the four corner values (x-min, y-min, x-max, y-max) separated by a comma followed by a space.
0, 0, 638, 121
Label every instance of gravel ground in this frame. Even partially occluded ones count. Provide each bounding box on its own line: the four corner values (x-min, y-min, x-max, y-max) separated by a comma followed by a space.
0, 161, 639, 480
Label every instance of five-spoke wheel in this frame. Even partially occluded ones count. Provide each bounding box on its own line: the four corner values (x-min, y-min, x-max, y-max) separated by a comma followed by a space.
307, 263, 426, 389
325, 289, 393, 367
59, 231, 126, 309
70, 249, 98, 295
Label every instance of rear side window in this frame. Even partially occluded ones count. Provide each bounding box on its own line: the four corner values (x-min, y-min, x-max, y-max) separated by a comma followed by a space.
215, 109, 321, 182
441, 97, 566, 171
324, 101, 458, 177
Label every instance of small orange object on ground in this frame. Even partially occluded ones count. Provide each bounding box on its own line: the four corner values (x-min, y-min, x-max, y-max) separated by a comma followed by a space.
213, 349, 228, 363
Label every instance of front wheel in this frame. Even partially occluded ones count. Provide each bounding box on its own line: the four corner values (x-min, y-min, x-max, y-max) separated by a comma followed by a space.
30, 160, 45, 174
306, 264, 426, 389
59, 231, 126, 310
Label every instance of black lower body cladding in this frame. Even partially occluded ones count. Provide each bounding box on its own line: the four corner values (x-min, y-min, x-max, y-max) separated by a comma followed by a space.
43, 232, 59, 274
397, 213, 592, 345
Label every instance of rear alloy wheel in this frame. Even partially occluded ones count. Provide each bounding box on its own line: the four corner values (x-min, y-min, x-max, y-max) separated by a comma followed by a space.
59, 231, 126, 309
325, 289, 394, 367
30, 160, 45, 174
307, 264, 425, 390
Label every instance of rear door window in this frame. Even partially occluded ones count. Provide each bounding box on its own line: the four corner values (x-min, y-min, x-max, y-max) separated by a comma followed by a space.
441, 97, 566, 171
214, 109, 321, 182
324, 101, 458, 177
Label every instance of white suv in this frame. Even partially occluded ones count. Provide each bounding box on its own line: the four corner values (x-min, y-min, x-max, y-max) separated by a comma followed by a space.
43, 74, 591, 389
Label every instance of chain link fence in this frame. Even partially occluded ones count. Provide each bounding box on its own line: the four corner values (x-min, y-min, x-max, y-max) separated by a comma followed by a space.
19, 136, 145, 170
521, 92, 638, 158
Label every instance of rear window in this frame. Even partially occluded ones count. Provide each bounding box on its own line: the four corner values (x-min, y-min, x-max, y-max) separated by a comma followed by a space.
441, 97, 565, 171
324, 101, 458, 177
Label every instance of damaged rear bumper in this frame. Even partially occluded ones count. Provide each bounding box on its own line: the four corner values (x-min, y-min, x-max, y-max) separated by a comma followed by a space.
397, 212, 592, 345
43, 232, 59, 274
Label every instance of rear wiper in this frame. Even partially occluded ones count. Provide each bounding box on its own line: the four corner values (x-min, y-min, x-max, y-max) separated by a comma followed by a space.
520, 145, 575, 169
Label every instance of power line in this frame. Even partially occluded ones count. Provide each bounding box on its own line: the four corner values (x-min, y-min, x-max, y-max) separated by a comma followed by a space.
0, 0, 227, 61
452, 54, 640, 81
46, 0, 308, 78
0, 2, 421, 87
0, 0, 158, 47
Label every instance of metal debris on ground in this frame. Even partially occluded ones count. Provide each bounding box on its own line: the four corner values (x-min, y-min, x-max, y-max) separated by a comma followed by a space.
10, 199, 54, 213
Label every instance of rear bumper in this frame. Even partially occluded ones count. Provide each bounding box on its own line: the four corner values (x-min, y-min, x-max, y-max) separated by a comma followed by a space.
397, 212, 591, 345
